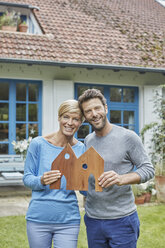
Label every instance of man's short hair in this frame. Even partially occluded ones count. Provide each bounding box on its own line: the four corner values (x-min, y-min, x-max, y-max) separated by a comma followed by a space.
78, 88, 107, 113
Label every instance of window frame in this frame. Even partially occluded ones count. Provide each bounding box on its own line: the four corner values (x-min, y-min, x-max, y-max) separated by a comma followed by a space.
0, 79, 42, 154
74, 83, 139, 141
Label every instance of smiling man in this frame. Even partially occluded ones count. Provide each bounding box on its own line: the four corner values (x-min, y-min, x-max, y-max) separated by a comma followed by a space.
78, 88, 155, 248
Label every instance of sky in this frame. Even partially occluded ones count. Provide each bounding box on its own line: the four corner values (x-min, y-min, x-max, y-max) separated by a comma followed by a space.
156, 0, 165, 7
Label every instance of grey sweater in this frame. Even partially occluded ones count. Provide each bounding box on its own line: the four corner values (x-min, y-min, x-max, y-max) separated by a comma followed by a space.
84, 125, 154, 219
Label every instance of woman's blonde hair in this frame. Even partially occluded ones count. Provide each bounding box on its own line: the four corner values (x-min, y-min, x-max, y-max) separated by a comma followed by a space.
58, 99, 84, 122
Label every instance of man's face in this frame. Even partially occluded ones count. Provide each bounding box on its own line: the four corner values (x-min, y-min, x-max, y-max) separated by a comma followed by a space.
82, 98, 108, 131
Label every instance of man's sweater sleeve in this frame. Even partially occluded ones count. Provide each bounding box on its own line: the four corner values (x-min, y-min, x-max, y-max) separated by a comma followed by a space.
127, 131, 155, 183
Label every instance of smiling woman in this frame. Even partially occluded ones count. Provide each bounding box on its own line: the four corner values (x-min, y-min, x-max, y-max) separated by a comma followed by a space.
58, 112, 82, 138
23, 99, 85, 248
57, 100, 83, 141
46, 99, 84, 146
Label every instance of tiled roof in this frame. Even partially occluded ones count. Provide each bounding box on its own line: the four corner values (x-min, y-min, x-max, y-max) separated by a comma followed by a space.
0, 0, 165, 68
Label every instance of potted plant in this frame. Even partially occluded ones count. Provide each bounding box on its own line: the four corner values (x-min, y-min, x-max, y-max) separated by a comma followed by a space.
12, 137, 32, 161
144, 180, 156, 203
141, 85, 165, 203
18, 20, 28, 33
132, 184, 146, 205
0, 10, 20, 32
133, 180, 156, 204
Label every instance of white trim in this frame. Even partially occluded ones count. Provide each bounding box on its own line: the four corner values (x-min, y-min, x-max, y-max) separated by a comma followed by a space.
156, 0, 165, 7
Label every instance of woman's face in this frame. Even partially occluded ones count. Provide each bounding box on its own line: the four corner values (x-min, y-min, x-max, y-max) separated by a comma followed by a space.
59, 112, 82, 137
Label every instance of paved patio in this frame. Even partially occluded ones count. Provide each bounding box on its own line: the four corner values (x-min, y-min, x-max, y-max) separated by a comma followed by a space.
0, 196, 30, 217
0, 191, 84, 217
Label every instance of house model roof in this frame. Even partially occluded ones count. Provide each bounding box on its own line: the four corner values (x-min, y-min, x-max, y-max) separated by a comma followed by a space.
0, 0, 165, 68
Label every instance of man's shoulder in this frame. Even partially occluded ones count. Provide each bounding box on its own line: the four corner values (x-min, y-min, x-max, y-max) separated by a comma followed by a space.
114, 125, 141, 144
113, 125, 137, 136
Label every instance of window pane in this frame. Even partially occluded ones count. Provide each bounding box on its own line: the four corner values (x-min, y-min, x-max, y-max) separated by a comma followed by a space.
0, 144, 8, 154
29, 124, 38, 138
0, 103, 8, 120
29, 84, 39, 101
110, 88, 122, 102
124, 111, 134, 124
77, 125, 89, 139
0, 83, 9, 100
92, 86, 104, 95
16, 83, 26, 101
29, 104, 38, 121
110, 110, 121, 123
16, 124, 26, 140
77, 86, 90, 97
123, 88, 135, 103
16, 104, 26, 121
0, 123, 8, 141
124, 125, 135, 131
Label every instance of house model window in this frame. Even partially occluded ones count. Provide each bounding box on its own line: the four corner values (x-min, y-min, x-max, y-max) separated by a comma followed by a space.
0, 3, 42, 34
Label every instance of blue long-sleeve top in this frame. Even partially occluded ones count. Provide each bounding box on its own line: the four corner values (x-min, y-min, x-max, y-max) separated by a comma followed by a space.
23, 136, 85, 224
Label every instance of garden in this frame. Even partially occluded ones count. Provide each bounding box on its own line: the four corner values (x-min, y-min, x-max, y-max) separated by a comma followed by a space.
1, 86, 164, 247
0, 204, 165, 248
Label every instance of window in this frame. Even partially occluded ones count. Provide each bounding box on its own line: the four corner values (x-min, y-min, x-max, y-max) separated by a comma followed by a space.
0, 79, 42, 154
0, 5, 42, 34
75, 83, 139, 142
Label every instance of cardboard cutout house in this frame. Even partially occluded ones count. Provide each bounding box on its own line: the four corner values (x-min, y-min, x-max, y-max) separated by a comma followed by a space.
50, 143, 104, 191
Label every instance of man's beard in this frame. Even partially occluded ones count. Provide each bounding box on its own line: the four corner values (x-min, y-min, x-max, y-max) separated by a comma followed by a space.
89, 115, 107, 131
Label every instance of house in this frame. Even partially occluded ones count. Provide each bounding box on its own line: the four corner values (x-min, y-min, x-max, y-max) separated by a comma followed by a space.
51, 143, 104, 191
0, 0, 165, 182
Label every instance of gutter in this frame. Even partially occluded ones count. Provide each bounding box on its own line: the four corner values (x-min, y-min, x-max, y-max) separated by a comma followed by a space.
0, 2, 39, 10
0, 57, 165, 74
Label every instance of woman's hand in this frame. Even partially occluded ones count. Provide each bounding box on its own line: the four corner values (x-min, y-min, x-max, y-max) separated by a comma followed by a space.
41, 170, 61, 185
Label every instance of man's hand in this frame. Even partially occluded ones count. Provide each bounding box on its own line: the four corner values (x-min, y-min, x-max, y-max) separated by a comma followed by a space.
98, 171, 141, 188
98, 171, 122, 188
41, 170, 61, 185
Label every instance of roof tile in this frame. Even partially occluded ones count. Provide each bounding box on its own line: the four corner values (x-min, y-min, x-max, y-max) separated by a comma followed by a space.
0, 0, 165, 68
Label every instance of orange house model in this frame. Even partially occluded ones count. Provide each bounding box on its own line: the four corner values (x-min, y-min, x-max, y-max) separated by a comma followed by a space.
50, 143, 104, 192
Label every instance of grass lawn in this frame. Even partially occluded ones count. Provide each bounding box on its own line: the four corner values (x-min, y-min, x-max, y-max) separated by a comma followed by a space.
0, 204, 165, 248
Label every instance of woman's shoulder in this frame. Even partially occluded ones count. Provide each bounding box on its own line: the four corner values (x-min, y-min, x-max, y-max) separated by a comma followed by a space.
72, 141, 85, 157
31, 136, 43, 144
72, 140, 85, 151
28, 136, 43, 150
75, 140, 85, 147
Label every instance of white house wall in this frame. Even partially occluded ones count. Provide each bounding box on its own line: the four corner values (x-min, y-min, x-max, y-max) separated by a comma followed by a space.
42, 80, 54, 135
0, 63, 164, 140
142, 85, 162, 154
143, 86, 158, 125
50, 80, 74, 134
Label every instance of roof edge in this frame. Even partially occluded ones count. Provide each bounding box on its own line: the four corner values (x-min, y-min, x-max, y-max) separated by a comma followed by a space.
0, 58, 165, 74
0, 2, 39, 10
